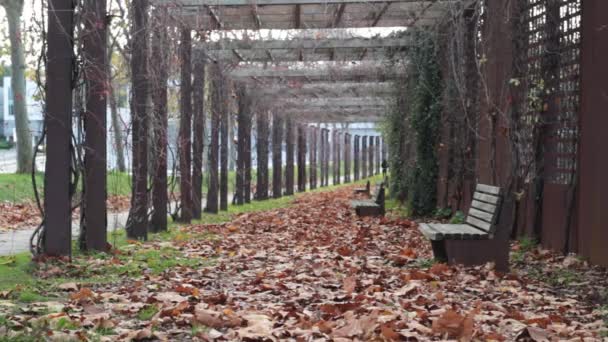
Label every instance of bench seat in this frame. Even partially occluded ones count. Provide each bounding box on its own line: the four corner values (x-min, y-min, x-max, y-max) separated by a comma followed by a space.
416, 183, 509, 271
351, 183, 385, 217
418, 223, 489, 240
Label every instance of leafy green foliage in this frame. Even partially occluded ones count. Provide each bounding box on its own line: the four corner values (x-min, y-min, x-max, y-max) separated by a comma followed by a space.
382, 29, 443, 216
449, 211, 466, 224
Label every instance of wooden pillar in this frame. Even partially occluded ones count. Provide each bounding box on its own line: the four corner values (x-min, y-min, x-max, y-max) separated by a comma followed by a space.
205, 64, 220, 213
236, 85, 248, 205
219, 77, 229, 211
334, 131, 341, 185
354, 135, 359, 181
344, 133, 350, 183
285, 116, 295, 195
319, 128, 325, 187
256, 110, 269, 200
150, 12, 169, 231
375, 136, 381, 175
244, 108, 252, 203
326, 129, 330, 186
272, 113, 283, 198
44, 0, 74, 255
309, 126, 317, 190
125, 0, 149, 241
192, 54, 205, 219
369, 136, 375, 177
578, 0, 608, 266
361, 136, 367, 179
297, 124, 307, 192
81, 0, 107, 251
178, 27, 192, 222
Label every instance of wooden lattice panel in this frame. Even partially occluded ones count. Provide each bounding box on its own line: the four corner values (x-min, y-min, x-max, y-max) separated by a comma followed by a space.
520, 0, 581, 185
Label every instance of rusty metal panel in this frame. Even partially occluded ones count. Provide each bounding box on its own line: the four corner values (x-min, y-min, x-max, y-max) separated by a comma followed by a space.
577, 0, 608, 266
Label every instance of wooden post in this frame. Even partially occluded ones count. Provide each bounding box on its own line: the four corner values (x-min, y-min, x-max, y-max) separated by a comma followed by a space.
272, 113, 283, 198
125, 0, 149, 241
244, 106, 252, 203
334, 131, 341, 185
236, 85, 248, 205
205, 64, 221, 213
82, 0, 107, 251
354, 135, 359, 181
178, 27, 192, 222
319, 128, 325, 187
192, 54, 205, 219
256, 110, 269, 200
361, 136, 367, 179
44, 0, 74, 255
325, 128, 328, 186
297, 124, 307, 192
219, 77, 229, 211
309, 126, 317, 190
369, 136, 374, 177
375, 136, 381, 175
285, 116, 295, 195
344, 133, 350, 183
150, 11, 169, 231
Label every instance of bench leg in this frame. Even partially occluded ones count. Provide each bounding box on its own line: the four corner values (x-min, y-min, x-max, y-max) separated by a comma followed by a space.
444, 237, 510, 272
431, 240, 448, 263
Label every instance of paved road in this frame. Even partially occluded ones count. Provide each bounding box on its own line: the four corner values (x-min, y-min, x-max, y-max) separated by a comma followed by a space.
0, 174, 365, 255
0, 148, 45, 173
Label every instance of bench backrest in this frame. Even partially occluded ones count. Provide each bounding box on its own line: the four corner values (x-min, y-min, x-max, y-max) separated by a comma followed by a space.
467, 184, 502, 235
374, 183, 385, 204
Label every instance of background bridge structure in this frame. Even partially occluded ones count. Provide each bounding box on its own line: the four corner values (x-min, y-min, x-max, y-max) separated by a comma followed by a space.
39, 0, 608, 268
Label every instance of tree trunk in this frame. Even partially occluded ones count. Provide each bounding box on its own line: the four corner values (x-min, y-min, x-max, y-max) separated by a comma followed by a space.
236, 84, 250, 205
3, 1, 33, 174
361, 136, 367, 179
309, 126, 317, 190
178, 27, 192, 222
192, 55, 205, 219
150, 11, 169, 232
125, 0, 149, 240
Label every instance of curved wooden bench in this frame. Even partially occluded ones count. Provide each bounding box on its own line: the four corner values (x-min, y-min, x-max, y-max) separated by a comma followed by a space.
418, 184, 509, 271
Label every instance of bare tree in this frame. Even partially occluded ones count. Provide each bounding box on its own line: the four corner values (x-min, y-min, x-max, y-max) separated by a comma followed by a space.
1, 0, 33, 173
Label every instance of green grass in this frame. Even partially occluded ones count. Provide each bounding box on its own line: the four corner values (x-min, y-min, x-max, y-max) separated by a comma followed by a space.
137, 305, 159, 321
0, 172, 132, 203
0, 174, 381, 309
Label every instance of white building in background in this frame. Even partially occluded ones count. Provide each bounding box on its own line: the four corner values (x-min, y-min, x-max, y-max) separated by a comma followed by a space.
0, 76, 44, 143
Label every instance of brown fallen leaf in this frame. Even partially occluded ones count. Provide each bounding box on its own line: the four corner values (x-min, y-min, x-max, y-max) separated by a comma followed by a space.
57, 282, 79, 292
516, 326, 551, 341
343, 275, 357, 294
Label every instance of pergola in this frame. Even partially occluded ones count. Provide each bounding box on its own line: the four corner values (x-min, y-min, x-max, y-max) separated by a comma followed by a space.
154, 0, 453, 123
39, 0, 457, 256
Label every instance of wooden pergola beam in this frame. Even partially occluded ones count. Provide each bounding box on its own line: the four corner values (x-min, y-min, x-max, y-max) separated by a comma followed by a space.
199, 36, 410, 51
154, 0, 439, 6
229, 61, 401, 79
277, 96, 389, 107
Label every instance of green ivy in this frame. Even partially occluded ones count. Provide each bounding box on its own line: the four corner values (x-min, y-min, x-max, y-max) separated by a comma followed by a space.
382, 30, 443, 216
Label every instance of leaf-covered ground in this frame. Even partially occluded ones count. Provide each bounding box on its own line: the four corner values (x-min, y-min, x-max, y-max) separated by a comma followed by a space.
0, 186, 606, 341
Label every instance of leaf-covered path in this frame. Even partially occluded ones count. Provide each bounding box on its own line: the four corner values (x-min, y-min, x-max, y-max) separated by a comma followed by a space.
2, 186, 606, 341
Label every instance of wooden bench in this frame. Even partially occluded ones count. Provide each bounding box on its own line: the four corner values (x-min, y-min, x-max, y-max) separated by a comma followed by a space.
418, 184, 509, 271
353, 180, 371, 195
351, 183, 385, 217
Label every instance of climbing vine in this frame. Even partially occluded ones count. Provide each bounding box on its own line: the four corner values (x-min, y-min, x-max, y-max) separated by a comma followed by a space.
383, 29, 443, 216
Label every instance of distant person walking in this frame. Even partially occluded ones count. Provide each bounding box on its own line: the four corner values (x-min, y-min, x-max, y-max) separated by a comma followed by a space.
381, 159, 388, 177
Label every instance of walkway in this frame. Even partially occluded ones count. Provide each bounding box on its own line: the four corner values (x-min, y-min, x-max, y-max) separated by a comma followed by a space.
1, 185, 601, 340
